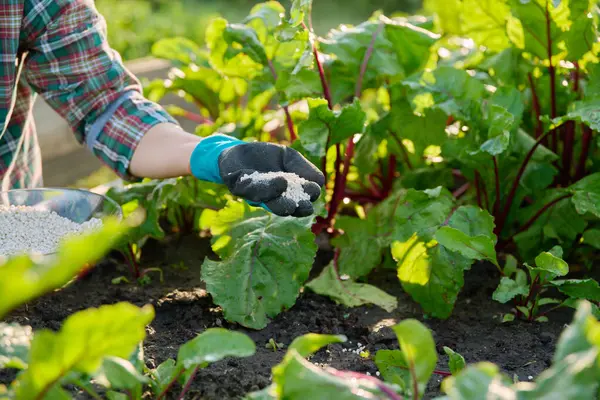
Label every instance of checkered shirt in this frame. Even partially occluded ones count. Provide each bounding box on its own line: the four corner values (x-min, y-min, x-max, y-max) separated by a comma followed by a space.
0, 0, 177, 189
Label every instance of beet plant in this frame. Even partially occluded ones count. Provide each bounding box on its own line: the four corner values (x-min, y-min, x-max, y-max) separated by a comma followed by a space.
105, 0, 600, 328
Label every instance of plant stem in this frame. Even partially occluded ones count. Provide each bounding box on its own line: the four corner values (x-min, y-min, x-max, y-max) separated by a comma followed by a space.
508, 194, 572, 240
390, 131, 413, 170
267, 58, 297, 142
546, 1, 558, 152
495, 129, 554, 236
156, 368, 184, 400
355, 22, 384, 98
575, 125, 593, 181
528, 73, 544, 139
384, 155, 397, 195
127, 244, 140, 278
452, 182, 470, 199
474, 172, 483, 209
493, 157, 501, 218
177, 366, 199, 400
572, 61, 580, 93
562, 120, 575, 184
325, 19, 381, 226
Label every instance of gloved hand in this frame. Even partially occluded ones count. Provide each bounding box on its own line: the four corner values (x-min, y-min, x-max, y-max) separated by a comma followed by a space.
189, 134, 325, 217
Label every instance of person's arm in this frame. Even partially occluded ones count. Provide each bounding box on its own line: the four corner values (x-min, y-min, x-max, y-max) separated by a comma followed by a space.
21, 0, 187, 181
129, 123, 200, 179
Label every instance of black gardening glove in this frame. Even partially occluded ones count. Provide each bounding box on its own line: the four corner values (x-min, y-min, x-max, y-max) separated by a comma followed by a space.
189, 134, 325, 217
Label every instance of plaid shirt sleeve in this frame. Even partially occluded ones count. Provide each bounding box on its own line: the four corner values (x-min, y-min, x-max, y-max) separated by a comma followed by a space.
21, 0, 179, 181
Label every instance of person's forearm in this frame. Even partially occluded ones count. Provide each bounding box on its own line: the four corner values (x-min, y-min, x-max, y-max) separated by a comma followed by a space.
129, 123, 201, 179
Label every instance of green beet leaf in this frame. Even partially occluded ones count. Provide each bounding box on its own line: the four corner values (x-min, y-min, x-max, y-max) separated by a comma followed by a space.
206, 18, 264, 78
177, 328, 256, 370
0, 323, 32, 370
297, 98, 365, 158
331, 214, 389, 278
553, 301, 599, 362
149, 359, 178, 397
434, 205, 498, 266
435, 227, 498, 267
0, 217, 127, 319
582, 229, 600, 249
384, 16, 439, 76
306, 263, 398, 312
15, 302, 154, 399
271, 351, 392, 399
289, 0, 312, 27
518, 349, 599, 400
374, 349, 410, 392
551, 279, 600, 303
507, 0, 561, 61
551, 99, 600, 131
393, 234, 473, 318
441, 362, 514, 399
201, 201, 317, 329
100, 356, 149, 398
391, 319, 437, 398
534, 247, 569, 278
243, 1, 286, 31
492, 277, 529, 304
385, 187, 455, 243
320, 19, 403, 81
443, 347, 466, 376
276, 69, 322, 103
223, 24, 269, 65
519, 302, 600, 399
151, 37, 206, 67
558, 0, 597, 61
287, 333, 346, 358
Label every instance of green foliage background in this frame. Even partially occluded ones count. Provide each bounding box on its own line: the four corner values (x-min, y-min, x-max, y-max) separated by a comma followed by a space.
96, 0, 423, 60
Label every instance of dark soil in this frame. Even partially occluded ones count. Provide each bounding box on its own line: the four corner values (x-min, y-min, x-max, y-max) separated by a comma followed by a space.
1, 234, 575, 399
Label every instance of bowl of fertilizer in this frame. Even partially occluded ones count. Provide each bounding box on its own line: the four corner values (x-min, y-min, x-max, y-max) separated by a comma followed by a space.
0, 188, 122, 258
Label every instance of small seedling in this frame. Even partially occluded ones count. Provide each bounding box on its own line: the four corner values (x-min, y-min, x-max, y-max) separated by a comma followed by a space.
265, 338, 285, 352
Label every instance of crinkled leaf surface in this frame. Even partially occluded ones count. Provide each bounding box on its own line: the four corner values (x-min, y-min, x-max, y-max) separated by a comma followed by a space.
559, 0, 597, 61
552, 99, 600, 131
435, 227, 498, 266
15, 303, 154, 399
306, 263, 398, 312
151, 37, 206, 67
435, 205, 498, 266
177, 328, 256, 369
0, 218, 126, 319
0, 323, 32, 370
374, 350, 409, 391
534, 247, 569, 279
298, 98, 366, 157
551, 279, 600, 302
492, 276, 529, 304
393, 235, 473, 318
507, 0, 561, 60
386, 187, 455, 243
201, 201, 317, 329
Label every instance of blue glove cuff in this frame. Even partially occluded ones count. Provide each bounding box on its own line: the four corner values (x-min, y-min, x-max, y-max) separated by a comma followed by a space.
189, 134, 244, 184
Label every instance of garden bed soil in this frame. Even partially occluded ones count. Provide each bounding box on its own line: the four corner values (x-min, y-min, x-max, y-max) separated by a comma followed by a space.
2, 234, 575, 399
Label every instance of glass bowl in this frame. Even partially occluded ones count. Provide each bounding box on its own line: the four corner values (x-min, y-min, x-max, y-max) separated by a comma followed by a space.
0, 188, 122, 257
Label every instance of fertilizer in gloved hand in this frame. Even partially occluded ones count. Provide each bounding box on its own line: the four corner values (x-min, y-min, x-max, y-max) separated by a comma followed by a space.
240, 172, 311, 205
0, 205, 103, 257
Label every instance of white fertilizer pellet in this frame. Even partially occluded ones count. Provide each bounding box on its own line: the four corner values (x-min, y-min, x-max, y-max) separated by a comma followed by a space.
0, 205, 103, 257
240, 172, 311, 205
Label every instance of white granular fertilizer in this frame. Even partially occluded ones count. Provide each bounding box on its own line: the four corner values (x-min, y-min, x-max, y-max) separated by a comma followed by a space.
0, 205, 103, 257
240, 172, 311, 205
